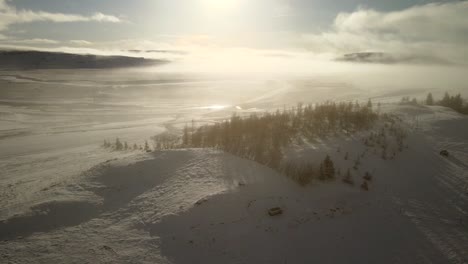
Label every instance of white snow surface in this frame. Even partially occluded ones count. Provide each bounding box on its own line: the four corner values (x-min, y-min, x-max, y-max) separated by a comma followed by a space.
0, 70, 468, 263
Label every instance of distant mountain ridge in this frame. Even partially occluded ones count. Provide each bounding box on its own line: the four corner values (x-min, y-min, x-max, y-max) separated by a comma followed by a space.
337, 52, 391, 63
0, 50, 168, 70
336, 52, 451, 65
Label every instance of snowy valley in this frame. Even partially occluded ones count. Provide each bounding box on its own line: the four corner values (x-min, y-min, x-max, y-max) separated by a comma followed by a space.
1, 69, 468, 263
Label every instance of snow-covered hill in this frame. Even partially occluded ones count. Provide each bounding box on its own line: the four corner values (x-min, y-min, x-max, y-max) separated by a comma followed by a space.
0, 104, 467, 263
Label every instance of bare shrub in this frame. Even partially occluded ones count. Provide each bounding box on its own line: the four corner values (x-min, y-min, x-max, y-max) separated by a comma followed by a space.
361, 181, 369, 191
363, 172, 373, 181
342, 169, 354, 185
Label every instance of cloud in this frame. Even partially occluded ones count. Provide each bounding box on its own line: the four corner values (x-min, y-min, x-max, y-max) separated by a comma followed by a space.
70, 40, 92, 46
16, 38, 59, 44
89, 12, 121, 23
0, 37, 60, 45
0, 0, 121, 32
301, 2, 468, 64
273, 1, 295, 18
0, 0, 7, 11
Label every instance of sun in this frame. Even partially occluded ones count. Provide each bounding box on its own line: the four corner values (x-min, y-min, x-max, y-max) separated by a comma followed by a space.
201, 0, 241, 11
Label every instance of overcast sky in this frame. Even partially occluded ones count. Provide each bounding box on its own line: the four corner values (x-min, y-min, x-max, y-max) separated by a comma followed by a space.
0, 0, 467, 64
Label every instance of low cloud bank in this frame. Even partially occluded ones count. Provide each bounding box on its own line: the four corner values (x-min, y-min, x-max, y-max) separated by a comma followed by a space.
301, 2, 468, 65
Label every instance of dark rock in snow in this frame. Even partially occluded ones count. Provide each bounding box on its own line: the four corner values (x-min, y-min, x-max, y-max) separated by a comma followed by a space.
440, 150, 449, 157
268, 207, 283, 216
195, 198, 208, 206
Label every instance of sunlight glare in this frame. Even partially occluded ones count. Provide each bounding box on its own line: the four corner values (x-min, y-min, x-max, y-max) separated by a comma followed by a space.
201, 0, 240, 11
201, 104, 230, 110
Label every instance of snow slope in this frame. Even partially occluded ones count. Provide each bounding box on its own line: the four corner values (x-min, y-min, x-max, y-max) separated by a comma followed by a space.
1, 104, 467, 263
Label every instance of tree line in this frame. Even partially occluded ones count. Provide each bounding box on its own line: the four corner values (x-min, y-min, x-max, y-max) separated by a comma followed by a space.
103, 138, 151, 152
425, 92, 468, 114
151, 101, 380, 186
178, 101, 378, 168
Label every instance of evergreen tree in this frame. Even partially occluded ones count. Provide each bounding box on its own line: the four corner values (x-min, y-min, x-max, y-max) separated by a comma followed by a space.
452, 93, 463, 112
124, 142, 128, 150
190, 120, 195, 147
133, 143, 138, 150
367, 99, 373, 108
426, 93, 434, 105
322, 155, 335, 180
144, 140, 150, 152
182, 124, 189, 146
268, 141, 282, 169
318, 164, 325, 181
115, 138, 123, 151
364, 171, 372, 181
441, 92, 450, 106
